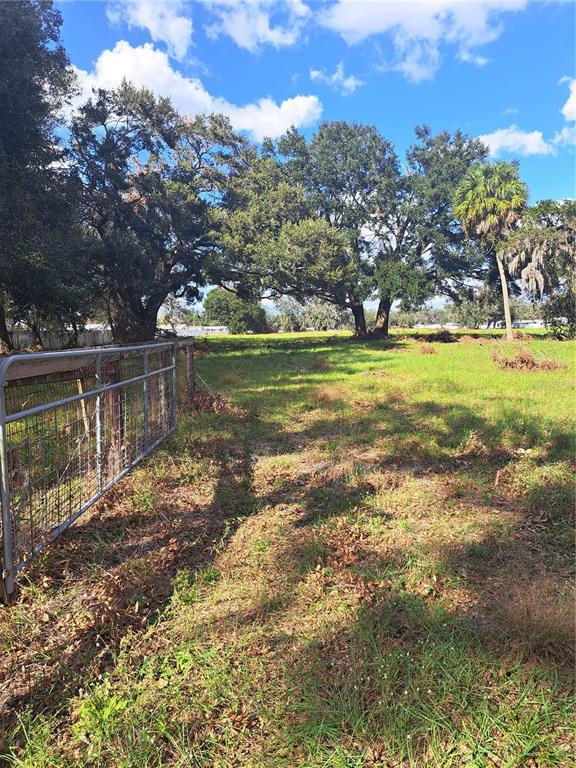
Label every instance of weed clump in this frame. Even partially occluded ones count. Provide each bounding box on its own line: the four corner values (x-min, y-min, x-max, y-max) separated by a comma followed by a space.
492, 579, 575, 663
189, 389, 253, 419
492, 347, 565, 371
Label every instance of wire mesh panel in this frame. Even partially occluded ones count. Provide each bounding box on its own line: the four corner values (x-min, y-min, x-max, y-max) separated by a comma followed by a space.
0, 342, 176, 599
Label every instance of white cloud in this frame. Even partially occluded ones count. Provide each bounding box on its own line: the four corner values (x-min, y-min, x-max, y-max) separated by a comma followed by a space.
553, 124, 576, 147
321, 0, 527, 46
553, 78, 576, 146
198, 0, 310, 52
478, 124, 554, 156
107, 0, 193, 60
458, 49, 489, 66
309, 62, 364, 94
393, 38, 441, 82
560, 77, 576, 122
318, 1, 562, 82
479, 76, 576, 156
72, 41, 322, 141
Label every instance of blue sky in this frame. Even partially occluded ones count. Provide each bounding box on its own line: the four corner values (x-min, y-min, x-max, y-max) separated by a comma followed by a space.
58, 1, 575, 202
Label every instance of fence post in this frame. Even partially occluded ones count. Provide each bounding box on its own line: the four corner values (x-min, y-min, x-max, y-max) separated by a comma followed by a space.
106, 356, 123, 477
171, 343, 177, 429
0, 364, 15, 600
185, 340, 195, 402
143, 348, 149, 449
95, 352, 103, 492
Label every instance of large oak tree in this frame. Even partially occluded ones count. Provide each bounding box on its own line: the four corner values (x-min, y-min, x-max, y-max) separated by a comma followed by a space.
71, 84, 246, 342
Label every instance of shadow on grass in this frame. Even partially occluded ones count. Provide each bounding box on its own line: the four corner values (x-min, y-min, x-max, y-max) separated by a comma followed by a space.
0, 410, 260, 745
2, 335, 574, 765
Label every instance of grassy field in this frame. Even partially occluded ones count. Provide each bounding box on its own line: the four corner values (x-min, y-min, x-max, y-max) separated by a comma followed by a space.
1, 331, 574, 767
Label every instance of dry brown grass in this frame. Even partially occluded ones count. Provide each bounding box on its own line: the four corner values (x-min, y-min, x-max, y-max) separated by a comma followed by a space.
491, 578, 575, 662
313, 383, 348, 403
415, 329, 456, 343
492, 347, 566, 371
187, 389, 254, 419
458, 334, 490, 345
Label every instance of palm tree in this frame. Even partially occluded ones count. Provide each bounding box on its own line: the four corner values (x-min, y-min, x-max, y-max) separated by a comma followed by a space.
454, 161, 528, 341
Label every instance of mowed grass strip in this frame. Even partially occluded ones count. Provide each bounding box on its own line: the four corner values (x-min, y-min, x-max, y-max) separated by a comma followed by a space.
2, 332, 575, 767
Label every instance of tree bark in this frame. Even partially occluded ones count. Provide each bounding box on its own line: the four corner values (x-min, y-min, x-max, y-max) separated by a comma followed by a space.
350, 303, 367, 336
0, 299, 14, 352
110, 300, 159, 343
373, 295, 392, 337
495, 254, 514, 341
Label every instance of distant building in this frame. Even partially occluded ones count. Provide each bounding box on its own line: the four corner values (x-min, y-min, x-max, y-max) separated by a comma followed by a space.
512, 319, 544, 329
413, 323, 460, 330
158, 325, 229, 337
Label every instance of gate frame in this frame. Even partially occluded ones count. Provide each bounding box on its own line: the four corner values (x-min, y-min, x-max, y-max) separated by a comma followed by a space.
0, 341, 177, 602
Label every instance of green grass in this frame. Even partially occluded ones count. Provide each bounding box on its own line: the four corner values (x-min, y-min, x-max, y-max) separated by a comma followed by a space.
1, 332, 574, 767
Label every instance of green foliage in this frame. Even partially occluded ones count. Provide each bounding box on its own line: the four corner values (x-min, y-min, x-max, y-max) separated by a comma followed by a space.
454, 161, 529, 339
390, 306, 457, 328
0, 0, 93, 349
504, 200, 576, 296
274, 297, 305, 332
543, 289, 576, 339
372, 126, 488, 330
503, 200, 576, 337
454, 161, 528, 244
302, 299, 352, 331
203, 288, 268, 334
453, 286, 505, 329
1, 6, 568, 351
71, 86, 246, 341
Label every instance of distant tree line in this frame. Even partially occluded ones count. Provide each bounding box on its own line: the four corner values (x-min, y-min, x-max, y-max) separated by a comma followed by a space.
1, 0, 574, 351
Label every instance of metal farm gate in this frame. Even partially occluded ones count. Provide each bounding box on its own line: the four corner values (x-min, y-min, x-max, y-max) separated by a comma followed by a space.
0, 342, 177, 600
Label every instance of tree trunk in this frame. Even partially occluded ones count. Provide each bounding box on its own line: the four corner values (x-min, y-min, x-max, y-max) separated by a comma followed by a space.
30, 319, 44, 348
495, 255, 513, 341
0, 299, 14, 352
373, 295, 392, 337
350, 303, 367, 336
110, 301, 159, 343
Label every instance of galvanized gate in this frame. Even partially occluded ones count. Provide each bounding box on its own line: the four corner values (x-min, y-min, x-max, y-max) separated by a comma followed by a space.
0, 342, 177, 600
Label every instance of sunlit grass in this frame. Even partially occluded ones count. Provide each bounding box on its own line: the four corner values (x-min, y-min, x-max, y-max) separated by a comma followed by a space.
3, 332, 574, 767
